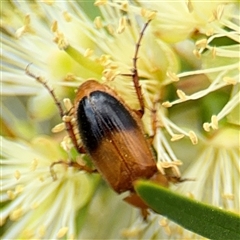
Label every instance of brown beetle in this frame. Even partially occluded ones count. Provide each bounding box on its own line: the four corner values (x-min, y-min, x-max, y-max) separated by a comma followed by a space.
74, 80, 169, 215
26, 19, 173, 218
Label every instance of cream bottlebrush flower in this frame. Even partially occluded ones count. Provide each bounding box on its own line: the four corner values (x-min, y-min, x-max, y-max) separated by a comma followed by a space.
1, 1, 239, 240
1, 1, 179, 239
2, 1, 180, 178
120, 1, 240, 239
0, 136, 99, 239
140, 0, 237, 43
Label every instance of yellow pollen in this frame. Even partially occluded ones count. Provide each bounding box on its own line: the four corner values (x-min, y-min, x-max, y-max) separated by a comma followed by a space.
94, 0, 107, 6
31, 202, 39, 209
187, 0, 194, 13
84, 48, 94, 58
159, 218, 168, 227
171, 164, 181, 177
196, 39, 207, 49
30, 158, 38, 171
76, 157, 86, 166
156, 162, 164, 175
104, 60, 113, 67
160, 161, 182, 177
63, 135, 72, 143
193, 49, 201, 58
61, 136, 73, 151
21, 229, 34, 238
211, 46, 217, 58
160, 218, 171, 235
140, 8, 156, 20
68, 234, 76, 240
148, 11, 157, 20
176, 225, 185, 236
15, 185, 24, 194
214, 4, 225, 20
10, 207, 23, 221
211, 115, 218, 129
25, 14, 31, 25
98, 54, 111, 65
121, 228, 141, 237
162, 101, 172, 108
54, 32, 69, 50
171, 134, 185, 141
57, 227, 69, 238
107, 24, 114, 35
63, 11, 72, 22
51, 20, 58, 33
223, 76, 237, 85
109, 63, 119, 69
206, 28, 214, 36
43, 0, 55, 5
63, 98, 73, 111
208, 15, 215, 23
176, 89, 188, 101
187, 192, 195, 199
38, 225, 46, 237
222, 193, 234, 200
7, 190, 15, 200
94, 16, 103, 29
203, 122, 210, 132
15, 14, 34, 38
167, 71, 179, 82
52, 122, 65, 133
61, 141, 68, 151
102, 69, 116, 81
14, 170, 21, 180
39, 175, 45, 182
165, 227, 172, 236
62, 115, 72, 122
120, 1, 128, 12
64, 73, 75, 81
51, 21, 68, 50
117, 17, 127, 34
189, 130, 198, 145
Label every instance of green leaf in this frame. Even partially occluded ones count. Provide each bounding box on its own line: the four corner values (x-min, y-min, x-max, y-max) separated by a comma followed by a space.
135, 180, 240, 239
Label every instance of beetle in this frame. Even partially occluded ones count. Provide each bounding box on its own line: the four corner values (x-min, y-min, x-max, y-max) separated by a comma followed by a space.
74, 79, 169, 216
26, 19, 174, 218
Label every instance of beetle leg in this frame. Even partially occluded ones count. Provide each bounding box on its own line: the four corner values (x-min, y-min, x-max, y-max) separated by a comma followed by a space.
146, 97, 161, 145
123, 192, 150, 220
50, 160, 97, 181
166, 175, 195, 184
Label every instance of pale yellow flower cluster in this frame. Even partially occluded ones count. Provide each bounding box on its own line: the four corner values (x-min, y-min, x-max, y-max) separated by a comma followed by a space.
1, 0, 239, 239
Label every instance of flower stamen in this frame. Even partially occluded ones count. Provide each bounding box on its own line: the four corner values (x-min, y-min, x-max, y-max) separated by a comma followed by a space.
57, 227, 69, 238
10, 207, 23, 221
15, 14, 34, 38
14, 170, 21, 180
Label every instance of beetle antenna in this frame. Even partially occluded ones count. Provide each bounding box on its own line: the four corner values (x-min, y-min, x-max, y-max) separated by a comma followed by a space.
25, 63, 82, 153
26, 63, 64, 118
122, 20, 151, 118
132, 20, 151, 117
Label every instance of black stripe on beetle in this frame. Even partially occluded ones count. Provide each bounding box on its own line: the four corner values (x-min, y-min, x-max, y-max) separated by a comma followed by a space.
77, 90, 138, 153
